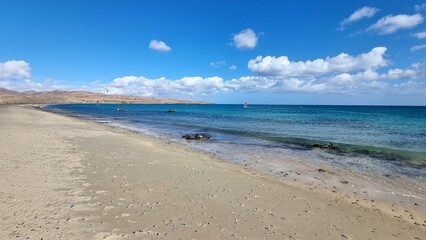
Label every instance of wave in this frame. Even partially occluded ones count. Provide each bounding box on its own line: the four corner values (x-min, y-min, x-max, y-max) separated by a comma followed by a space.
166, 123, 426, 168
43, 104, 426, 169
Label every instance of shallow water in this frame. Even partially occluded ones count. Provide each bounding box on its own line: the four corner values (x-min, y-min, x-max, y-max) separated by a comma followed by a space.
45, 104, 426, 181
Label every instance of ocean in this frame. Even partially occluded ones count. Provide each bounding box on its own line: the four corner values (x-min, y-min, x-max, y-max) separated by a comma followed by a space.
45, 104, 426, 181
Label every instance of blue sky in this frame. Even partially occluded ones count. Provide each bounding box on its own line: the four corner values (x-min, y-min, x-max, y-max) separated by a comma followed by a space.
1, 0, 426, 105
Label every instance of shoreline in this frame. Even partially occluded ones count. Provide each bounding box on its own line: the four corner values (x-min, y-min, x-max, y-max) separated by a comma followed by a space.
43, 103, 426, 176
44, 104, 426, 218
1, 105, 425, 239
40, 105, 426, 226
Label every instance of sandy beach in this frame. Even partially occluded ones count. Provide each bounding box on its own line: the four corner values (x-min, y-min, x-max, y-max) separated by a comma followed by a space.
0, 105, 425, 239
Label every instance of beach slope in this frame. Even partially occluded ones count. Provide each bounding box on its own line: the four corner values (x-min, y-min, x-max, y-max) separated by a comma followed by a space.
0, 105, 424, 239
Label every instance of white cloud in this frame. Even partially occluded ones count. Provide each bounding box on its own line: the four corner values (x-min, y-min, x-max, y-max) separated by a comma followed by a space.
94, 60, 425, 99
95, 75, 327, 97
0, 78, 67, 92
414, 31, 426, 39
367, 14, 424, 34
229, 65, 237, 70
415, 3, 426, 12
248, 47, 388, 77
210, 60, 226, 68
0, 60, 31, 80
95, 76, 225, 97
94, 45, 426, 99
2, 57, 424, 103
233, 28, 258, 50
410, 44, 426, 51
340, 6, 379, 28
224, 76, 328, 93
0, 60, 80, 92
327, 67, 424, 84
149, 40, 172, 52
387, 68, 422, 79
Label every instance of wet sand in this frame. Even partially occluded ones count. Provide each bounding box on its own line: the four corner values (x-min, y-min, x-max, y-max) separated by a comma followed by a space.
0, 105, 425, 239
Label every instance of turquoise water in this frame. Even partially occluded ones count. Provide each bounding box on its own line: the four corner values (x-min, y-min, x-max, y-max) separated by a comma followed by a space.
45, 104, 426, 178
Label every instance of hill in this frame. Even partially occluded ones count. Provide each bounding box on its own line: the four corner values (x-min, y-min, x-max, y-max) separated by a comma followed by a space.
0, 88, 204, 104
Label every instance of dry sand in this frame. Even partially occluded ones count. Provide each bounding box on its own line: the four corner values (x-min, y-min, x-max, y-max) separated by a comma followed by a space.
0, 105, 425, 239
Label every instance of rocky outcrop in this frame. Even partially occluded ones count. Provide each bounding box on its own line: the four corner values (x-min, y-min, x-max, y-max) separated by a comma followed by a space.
312, 143, 337, 149
182, 133, 210, 140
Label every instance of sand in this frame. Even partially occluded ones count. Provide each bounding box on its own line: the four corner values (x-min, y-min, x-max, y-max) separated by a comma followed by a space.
0, 105, 425, 239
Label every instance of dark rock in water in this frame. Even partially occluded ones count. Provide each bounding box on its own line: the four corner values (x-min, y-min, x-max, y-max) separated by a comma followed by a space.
182, 133, 210, 140
166, 109, 176, 112
327, 143, 337, 149
194, 133, 210, 139
312, 143, 337, 149
182, 134, 195, 140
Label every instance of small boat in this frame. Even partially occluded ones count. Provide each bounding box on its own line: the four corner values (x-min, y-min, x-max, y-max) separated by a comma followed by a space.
243, 101, 248, 108
117, 108, 127, 112
166, 109, 176, 113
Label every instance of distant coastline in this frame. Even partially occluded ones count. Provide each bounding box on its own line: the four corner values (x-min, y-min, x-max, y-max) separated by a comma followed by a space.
0, 87, 209, 104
